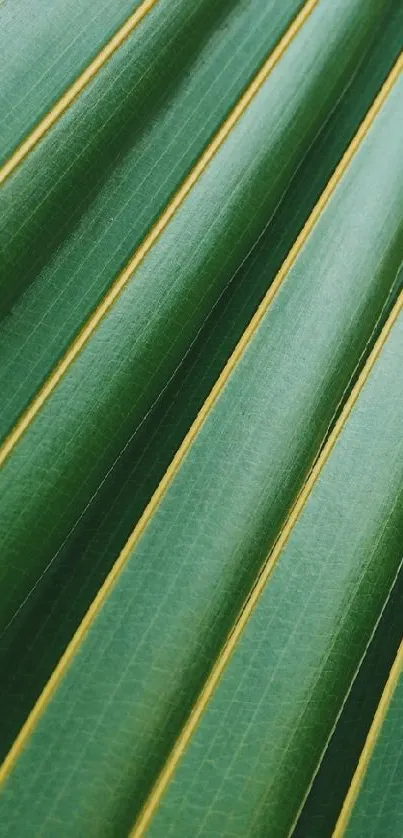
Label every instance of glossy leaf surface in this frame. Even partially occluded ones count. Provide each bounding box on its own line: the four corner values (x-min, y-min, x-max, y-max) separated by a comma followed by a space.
1, 0, 401, 762
1, 2, 403, 836
294, 537, 403, 838
0, 0, 383, 635
0, 0, 146, 163
334, 642, 403, 838
0, 0, 303, 328
144, 295, 403, 838
1, 56, 403, 838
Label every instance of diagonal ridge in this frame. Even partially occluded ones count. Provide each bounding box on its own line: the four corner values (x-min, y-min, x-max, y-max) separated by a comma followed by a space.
0, 0, 319, 469
333, 637, 403, 837
0, 47, 400, 817
0, 0, 160, 185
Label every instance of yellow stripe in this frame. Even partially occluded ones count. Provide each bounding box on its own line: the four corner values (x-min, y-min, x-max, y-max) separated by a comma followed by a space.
0, 0, 159, 185
0, 48, 400, 799
287, 554, 403, 838
333, 638, 403, 837
131, 299, 403, 837
0, 0, 319, 470
130, 58, 403, 835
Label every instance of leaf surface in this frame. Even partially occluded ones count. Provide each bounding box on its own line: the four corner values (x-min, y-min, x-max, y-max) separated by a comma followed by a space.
0, 0, 147, 164
333, 640, 403, 838
1, 55, 403, 838
294, 539, 403, 838
142, 293, 403, 838
0, 0, 303, 317
1, 0, 401, 760
0, 0, 381, 634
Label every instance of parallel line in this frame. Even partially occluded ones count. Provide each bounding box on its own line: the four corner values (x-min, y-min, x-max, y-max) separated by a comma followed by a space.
333, 637, 403, 836
132, 288, 403, 837
0, 46, 400, 802
0, 0, 319, 468
0, 0, 159, 185
130, 58, 403, 836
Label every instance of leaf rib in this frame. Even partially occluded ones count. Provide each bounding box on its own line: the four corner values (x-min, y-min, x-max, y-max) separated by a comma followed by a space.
332, 638, 403, 837
0, 0, 319, 469
0, 47, 400, 801
0, 0, 159, 185
130, 287, 403, 837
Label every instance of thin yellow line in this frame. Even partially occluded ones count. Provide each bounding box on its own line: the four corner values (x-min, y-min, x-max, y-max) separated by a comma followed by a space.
0, 0, 159, 186
0, 47, 400, 804
333, 638, 403, 837
0, 0, 319, 470
130, 294, 403, 837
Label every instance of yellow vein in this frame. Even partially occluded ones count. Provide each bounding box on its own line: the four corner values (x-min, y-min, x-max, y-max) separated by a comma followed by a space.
0, 48, 400, 795
0, 0, 319, 469
130, 58, 403, 833
130, 297, 403, 837
333, 638, 403, 837
287, 553, 403, 838
0, 0, 159, 185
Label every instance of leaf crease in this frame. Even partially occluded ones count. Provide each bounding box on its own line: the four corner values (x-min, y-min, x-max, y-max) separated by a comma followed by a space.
1, 47, 401, 812
0, 0, 319, 469
0, 0, 159, 185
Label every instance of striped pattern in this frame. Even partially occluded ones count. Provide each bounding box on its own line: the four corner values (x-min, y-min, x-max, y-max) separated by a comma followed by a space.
0, 0, 159, 183
1, 0, 403, 834
333, 639, 403, 836
0, 0, 318, 465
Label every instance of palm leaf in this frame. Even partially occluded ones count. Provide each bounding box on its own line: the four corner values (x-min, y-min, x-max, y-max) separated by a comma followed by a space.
140, 291, 403, 838
1, 44, 403, 837
333, 638, 403, 837
1, 0, 402, 766
294, 545, 403, 837
0, 0, 386, 635
1, 1, 403, 836
0, 0, 150, 165
0, 0, 309, 423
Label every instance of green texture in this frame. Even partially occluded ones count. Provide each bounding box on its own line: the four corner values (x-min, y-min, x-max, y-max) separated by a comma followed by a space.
147, 299, 403, 838
0, 0, 384, 635
294, 541, 403, 838
0, 0, 145, 163
0, 0, 302, 323
1, 57, 403, 838
1, 2, 403, 836
343, 662, 403, 837
1, 0, 401, 763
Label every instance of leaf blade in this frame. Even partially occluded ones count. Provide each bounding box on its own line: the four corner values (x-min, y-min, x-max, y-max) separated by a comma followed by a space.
1, 1, 401, 759
1, 49, 403, 837
0, 0, 376, 633
334, 640, 403, 837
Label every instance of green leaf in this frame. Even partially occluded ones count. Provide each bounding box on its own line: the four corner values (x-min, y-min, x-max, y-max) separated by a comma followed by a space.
0, 0, 382, 635
0, 0, 234, 313
142, 295, 403, 838
294, 447, 403, 838
1, 51, 403, 837
2, 2, 403, 835
0, 0, 147, 165
1, 0, 401, 763
333, 639, 403, 838
0, 0, 305, 319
